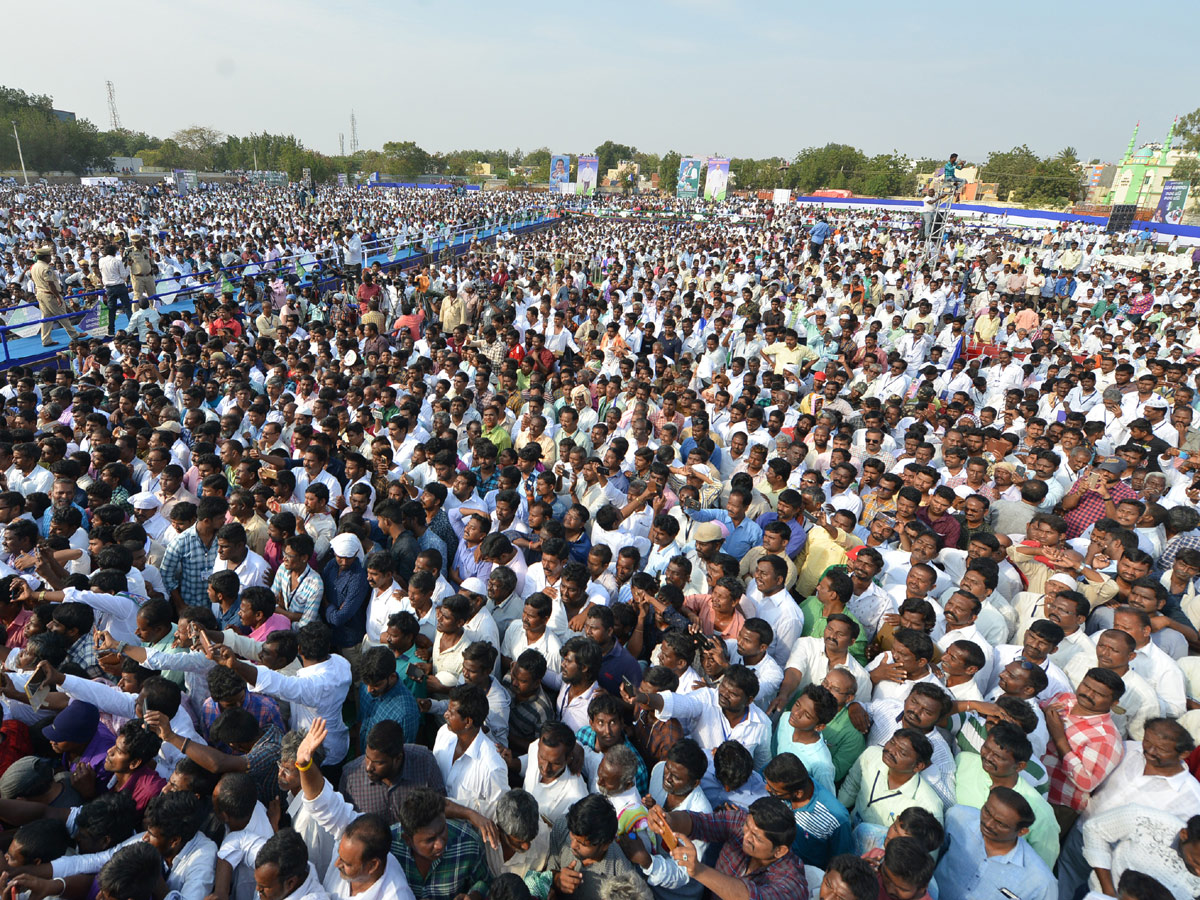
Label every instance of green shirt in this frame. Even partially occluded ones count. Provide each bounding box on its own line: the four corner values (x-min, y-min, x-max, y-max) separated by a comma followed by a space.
824, 704, 867, 785
481, 423, 512, 453
797, 597, 868, 665
954, 750, 1060, 867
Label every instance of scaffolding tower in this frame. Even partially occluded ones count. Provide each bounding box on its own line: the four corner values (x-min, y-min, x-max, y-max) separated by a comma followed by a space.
921, 182, 957, 263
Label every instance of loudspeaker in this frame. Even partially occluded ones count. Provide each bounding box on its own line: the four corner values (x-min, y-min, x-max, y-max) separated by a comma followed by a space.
1106, 204, 1138, 234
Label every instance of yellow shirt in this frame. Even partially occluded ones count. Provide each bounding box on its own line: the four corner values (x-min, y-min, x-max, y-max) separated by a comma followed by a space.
795, 526, 861, 598
762, 341, 816, 375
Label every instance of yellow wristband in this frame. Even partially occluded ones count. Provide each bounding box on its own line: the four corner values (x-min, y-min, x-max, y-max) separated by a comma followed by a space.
296, 758, 313, 772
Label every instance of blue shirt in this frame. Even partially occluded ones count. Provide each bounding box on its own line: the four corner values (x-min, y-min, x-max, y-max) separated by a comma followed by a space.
596, 641, 642, 698
680, 438, 722, 470
684, 508, 763, 559
934, 805, 1056, 900
810, 222, 831, 245
788, 781, 851, 869
357, 677, 420, 749
755, 512, 808, 557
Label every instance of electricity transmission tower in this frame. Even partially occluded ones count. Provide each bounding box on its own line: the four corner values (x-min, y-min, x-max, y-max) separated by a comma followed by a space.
339, 133, 345, 156
350, 111, 358, 154
106, 81, 122, 131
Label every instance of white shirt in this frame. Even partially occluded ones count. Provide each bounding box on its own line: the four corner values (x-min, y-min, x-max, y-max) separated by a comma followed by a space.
303, 781, 417, 900
658, 684, 772, 770
62, 586, 140, 645
522, 739, 588, 827
213, 549, 271, 590
1128, 639, 1186, 717
364, 583, 401, 645
218, 803, 274, 900
936, 622, 997, 688
432, 725, 509, 817
502, 621, 563, 690
784, 636, 872, 704
743, 583, 804, 666
60, 673, 204, 778
1083, 742, 1200, 824
55, 829, 217, 900
5, 464, 53, 497
252, 655, 353, 764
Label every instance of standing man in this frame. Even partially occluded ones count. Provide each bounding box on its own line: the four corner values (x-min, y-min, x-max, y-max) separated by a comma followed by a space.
31, 245, 80, 346
98, 243, 133, 336
127, 234, 157, 304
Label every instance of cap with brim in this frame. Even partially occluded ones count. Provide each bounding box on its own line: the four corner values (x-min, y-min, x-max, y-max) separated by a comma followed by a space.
693, 522, 725, 542
0, 756, 54, 800
158, 420, 182, 434
42, 700, 100, 744
1098, 460, 1125, 474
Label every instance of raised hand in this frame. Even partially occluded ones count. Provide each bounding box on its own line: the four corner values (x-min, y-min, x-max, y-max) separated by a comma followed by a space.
296, 717, 328, 767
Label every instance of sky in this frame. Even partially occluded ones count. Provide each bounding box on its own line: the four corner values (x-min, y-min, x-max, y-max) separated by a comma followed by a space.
8, 0, 1200, 166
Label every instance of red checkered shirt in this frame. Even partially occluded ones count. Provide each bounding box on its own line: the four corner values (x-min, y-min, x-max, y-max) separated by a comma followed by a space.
1041, 691, 1124, 811
1062, 478, 1137, 540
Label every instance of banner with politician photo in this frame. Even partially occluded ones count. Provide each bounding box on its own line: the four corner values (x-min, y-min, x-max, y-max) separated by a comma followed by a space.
677, 157, 701, 199
704, 158, 730, 202
549, 155, 571, 187
576, 156, 599, 196
1153, 180, 1190, 224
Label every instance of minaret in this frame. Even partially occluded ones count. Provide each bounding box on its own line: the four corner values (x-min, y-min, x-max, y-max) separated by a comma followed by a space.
1121, 121, 1140, 165
1159, 116, 1177, 164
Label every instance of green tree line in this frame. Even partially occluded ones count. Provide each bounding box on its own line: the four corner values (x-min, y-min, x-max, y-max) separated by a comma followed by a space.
3, 82, 1193, 205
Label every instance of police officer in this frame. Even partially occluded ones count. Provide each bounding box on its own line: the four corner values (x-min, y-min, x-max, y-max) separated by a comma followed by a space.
31, 245, 81, 346
127, 233, 156, 303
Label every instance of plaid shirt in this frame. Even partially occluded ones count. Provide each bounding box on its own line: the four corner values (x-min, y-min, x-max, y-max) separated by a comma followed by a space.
390, 818, 490, 900
339, 744, 444, 824
1041, 691, 1124, 811
243, 723, 283, 803
201, 691, 286, 742
689, 807, 810, 900
66, 633, 104, 679
161, 525, 221, 608
357, 678, 420, 749
1062, 478, 1137, 540
271, 565, 323, 626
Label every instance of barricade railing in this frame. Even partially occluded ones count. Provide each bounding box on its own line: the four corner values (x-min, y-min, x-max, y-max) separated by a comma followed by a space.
0, 210, 560, 363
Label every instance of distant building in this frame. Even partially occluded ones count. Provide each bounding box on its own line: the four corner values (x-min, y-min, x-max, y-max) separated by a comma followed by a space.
470, 162, 492, 177
51, 109, 76, 123
1104, 118, 1198, 208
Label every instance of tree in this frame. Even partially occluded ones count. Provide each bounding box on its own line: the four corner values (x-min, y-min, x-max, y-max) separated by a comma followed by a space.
785, 144, 868, 193
658, 151, 681, 195
859, 152, 915, 197
978, 145, 1041, 203
1171, 156, 1200, 187
0, 85, 110, 174
381, 141, 432, 180
1176, 108, 1200, 154
168, 126, 224, 170
594, 141, 636, 178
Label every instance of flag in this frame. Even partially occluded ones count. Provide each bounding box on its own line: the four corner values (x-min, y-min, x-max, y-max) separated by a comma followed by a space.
945, 335, 965, 370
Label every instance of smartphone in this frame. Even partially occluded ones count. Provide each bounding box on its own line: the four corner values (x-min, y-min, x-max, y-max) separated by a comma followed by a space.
24, 671, 49, 711
659, 824, 679, 852
406, 663, 426, 683
621, 676, 635, 696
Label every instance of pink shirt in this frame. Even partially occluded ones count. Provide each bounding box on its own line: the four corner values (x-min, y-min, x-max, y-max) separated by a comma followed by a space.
251, 613, 292, 641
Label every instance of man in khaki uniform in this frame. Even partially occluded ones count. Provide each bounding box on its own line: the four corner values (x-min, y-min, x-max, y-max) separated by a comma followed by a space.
31, 246, 81, 346
127, 234, 156, 302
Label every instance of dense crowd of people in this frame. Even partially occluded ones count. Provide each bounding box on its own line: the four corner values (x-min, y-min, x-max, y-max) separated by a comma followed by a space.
0, 178, 1194, 900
